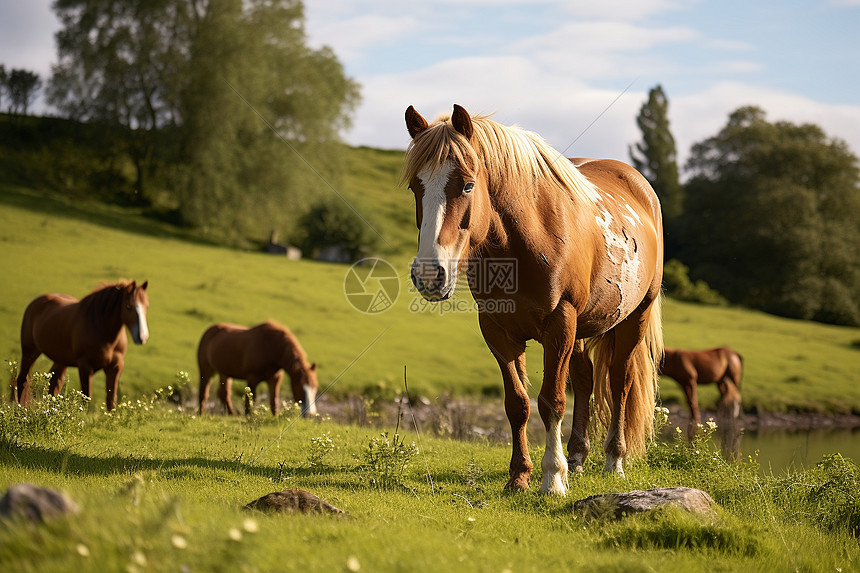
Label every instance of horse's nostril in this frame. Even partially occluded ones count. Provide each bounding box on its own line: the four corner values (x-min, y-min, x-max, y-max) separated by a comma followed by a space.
433, 264, 446, 290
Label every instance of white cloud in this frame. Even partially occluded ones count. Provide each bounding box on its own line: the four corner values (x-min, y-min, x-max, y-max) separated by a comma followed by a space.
306, 15, 419, 63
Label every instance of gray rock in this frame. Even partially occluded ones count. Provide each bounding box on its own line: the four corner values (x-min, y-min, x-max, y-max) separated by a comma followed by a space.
244, 489, 346, 515
0, 483, 80, 523
574, 486, 715, 520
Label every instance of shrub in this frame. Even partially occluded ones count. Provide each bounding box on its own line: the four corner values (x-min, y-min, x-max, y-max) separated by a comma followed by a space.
360, 431, 419, 489
293, 198, 381, 262
663, 259, 727, 305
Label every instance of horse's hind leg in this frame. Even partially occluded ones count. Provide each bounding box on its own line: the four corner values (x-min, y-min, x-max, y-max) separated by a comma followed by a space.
218, 376, 236, 415
47, 363, 68, 396
567, 339, 594, 474
15, 347, 40, 405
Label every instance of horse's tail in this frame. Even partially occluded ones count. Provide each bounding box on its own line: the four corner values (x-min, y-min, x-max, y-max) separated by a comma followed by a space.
589, 293, 663, 458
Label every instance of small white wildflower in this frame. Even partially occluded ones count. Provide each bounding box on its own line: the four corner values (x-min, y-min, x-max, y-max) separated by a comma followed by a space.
706, 420, 718, 430
228, 528, 242, 541
76, 544, 90, 557
171, 534, 187, 549
242, 518, 259, 533
131, 551, 146, 566
346, 556, 361, 571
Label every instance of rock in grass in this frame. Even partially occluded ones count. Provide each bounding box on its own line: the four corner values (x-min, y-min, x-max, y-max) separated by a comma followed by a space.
244, 489, 346, 515
574, 486, 715, 520
0, 483, 80, 523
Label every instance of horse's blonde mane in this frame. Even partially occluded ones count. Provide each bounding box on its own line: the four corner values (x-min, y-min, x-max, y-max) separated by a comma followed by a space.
403, 113, 599, 204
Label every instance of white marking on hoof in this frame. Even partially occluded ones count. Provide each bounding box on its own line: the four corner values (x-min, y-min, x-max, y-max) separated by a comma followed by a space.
539, 417, 569, 496
568, 454, 585, 474
603, 455, 625, 477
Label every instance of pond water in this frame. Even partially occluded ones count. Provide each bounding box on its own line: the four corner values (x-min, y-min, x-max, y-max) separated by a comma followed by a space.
738, 427, 860, 474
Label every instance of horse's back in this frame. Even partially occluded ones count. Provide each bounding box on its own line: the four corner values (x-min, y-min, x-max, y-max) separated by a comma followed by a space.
198, 322, 282, 377
20, 293, 79, 359
572, 158, 661, 218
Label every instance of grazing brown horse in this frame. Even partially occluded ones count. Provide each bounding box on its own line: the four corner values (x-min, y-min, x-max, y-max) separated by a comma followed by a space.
661, 346, 743, 437
197, 321, 319, 417
15, 280, 150, 410
403, 104, 663, 494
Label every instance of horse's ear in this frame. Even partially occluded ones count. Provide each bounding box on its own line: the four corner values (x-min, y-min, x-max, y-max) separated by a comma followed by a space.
141, 280, 148, 291
451, 104, 473, 140
405, 105, 428, 139
127, 281, 136, 292
310, 362, 317, 372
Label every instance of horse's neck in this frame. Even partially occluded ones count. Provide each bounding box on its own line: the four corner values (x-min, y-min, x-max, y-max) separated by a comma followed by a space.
482, 180, 592, 257
79, 293, 125, 342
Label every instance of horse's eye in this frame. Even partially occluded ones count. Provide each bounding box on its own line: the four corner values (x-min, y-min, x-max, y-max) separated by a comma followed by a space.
463, 182, 474, 194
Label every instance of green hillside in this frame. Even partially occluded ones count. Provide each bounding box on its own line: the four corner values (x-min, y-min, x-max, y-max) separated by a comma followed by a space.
1, 145, 859, 414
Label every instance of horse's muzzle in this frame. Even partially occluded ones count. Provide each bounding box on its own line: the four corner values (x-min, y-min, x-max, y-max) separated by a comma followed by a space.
411, 262, 452, 301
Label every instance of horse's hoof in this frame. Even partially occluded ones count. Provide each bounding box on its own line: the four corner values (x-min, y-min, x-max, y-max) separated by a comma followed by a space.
504, 475, 531, 491
603, 456, 625, 477
539, 475, 568, 496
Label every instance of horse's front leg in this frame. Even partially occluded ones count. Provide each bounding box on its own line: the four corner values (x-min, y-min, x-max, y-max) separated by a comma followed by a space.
48, 363, 68, 396
684, 374, 701, 439
538, 303, 577, 496
480, 316, 531, 491
268, 371, 283, 416
567, 339, 594, 474
104, 358, 123, 411
218, 376, 236, 415
77, 365, 94, 403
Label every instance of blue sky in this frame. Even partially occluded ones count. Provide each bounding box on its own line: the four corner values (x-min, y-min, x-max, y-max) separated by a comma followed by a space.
2, 0, 859, 168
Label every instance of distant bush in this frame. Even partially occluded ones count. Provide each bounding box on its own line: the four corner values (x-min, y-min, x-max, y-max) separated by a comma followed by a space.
294, 198, 381, 262
663, 259, 727, 305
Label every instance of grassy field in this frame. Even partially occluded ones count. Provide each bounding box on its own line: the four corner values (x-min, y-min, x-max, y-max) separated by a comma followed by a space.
1, 399, 859, 572
2, 146, 860, 572
2, 164, 859, 415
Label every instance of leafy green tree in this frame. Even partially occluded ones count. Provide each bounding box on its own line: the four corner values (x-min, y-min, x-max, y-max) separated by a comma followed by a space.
680, 106, 860, 325
630, 85, 683, 222
5, 68, 42, 117
48, 0, 360, 238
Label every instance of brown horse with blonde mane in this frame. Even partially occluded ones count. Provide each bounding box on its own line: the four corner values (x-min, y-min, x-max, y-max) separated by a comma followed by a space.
403, 104, 663, 494
15, 280, 150, 410
197, 321, 319, 417
661, 346, 743, 437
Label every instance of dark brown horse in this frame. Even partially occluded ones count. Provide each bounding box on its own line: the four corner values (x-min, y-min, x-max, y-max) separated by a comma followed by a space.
197, 321, 319, 417
403, 105, 663, 494
660, 346, 743, 437
15, 280, 150, 410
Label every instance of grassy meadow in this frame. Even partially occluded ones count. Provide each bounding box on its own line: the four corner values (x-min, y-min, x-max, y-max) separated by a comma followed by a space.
1, 156, 859, 414
1, 399, 859, 572
2, 144, 860, 571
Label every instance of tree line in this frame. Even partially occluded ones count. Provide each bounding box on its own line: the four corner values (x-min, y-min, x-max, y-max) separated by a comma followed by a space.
31, 0, 359, 246
630, 86, 860, 326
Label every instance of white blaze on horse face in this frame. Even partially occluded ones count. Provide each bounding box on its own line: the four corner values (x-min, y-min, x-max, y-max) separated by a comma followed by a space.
413, 160, 458, 297
134, 304, 149, 344
595, 204, 642, 324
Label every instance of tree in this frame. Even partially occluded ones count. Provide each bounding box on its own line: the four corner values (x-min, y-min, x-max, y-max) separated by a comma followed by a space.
630, 85, 683, 222
679, 106, 860, 325
48, 0, 360, 235
5, 68, 42, 117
